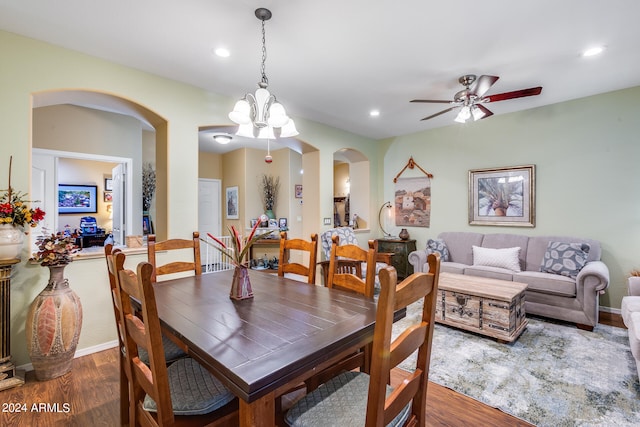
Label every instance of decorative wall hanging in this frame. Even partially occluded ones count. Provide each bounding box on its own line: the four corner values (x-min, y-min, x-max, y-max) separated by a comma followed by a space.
468, 164, 535, 227
393, 157, 433, 228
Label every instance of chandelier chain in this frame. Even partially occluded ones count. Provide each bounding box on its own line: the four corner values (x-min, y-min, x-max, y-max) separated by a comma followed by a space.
260, 19, 268, 86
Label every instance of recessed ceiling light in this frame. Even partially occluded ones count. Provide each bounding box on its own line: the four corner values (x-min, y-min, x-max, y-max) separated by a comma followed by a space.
370, 110, 380, 117
582, 46, 604, 57
214, 48, 230, 58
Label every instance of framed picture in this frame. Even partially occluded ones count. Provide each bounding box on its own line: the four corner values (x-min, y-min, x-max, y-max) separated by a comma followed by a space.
58, 184, 98, 214
295, 184, 303, 198
268, 219, 278, 228
104, 177, 113, 191
225, 186, 239, 219
142, 214, 154, 235
103, 191, 112, 202
250, 219, 258, 228
278, 218, 287, 229
468, 165, 535, 227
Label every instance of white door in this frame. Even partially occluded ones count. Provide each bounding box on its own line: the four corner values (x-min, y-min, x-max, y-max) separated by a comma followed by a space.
198, 179, 221, 266
31, 152, 57, 246
111, 164, 126, 245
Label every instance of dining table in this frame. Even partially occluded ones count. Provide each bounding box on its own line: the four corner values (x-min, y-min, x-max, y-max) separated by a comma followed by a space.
152, 269, 379, 426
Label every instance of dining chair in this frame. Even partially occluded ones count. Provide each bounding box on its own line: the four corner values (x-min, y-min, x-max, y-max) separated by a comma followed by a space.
113, 251, 239, 427
147, 232, 202, 282
285, 253, 441, 427
277, 232, 318, 284
326, 234, 377, 298
319, 227, 392, 286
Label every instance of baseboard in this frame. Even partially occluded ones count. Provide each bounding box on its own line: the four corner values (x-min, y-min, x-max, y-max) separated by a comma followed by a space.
17, 340, 119, 372
600, 306, 621, 315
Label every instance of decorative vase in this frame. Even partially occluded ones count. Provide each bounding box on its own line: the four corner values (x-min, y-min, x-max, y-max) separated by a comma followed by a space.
0, 224, 24, 261
399, 228, 410, 240
26, 265, 83, 381
230, 265, 253, 300
265, 209, 276, 220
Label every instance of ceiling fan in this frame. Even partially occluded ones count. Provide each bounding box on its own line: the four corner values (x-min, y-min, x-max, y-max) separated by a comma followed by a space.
411, 75, 542, 123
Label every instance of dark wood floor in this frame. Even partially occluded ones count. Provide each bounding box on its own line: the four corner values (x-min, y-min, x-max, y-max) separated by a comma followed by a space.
0, 313, 623, 427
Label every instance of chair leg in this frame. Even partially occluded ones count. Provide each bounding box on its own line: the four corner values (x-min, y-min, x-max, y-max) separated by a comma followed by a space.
119, 359, 130, 426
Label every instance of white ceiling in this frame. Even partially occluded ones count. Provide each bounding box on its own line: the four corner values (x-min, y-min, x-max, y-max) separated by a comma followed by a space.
3, 0, 640, 152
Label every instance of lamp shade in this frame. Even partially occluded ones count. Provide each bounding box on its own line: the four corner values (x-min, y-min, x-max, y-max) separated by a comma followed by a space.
229, 100, 251, 125
267, 102, 289, 128
279, 119, 299, 137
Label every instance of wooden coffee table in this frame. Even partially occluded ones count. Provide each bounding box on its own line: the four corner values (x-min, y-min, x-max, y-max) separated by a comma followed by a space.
435, 272, 528, 343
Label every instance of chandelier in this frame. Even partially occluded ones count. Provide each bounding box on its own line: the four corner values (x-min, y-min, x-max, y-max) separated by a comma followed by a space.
228, 8, 298, 139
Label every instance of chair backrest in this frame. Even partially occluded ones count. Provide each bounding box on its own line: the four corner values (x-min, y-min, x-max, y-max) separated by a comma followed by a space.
320, 227, 359, 260
147, 232, 202, 282
104, 244, 126, 346
114, 251, 176, 426
277, 232, 319, 284
365, 253, 441, 427
326, 235, 377, 298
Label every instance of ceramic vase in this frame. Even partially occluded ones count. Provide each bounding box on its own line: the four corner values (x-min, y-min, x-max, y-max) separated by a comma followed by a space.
230, 265, 253, 300
399, 228, 410, 240
0, 224, 24, 261
26, 264, 83, 381
265, 209, 276, 220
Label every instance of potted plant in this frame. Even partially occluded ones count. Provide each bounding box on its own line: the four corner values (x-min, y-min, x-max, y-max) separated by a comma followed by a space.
202, 220, 273, 300
260, 174, 280, 219
26, 231, 82, 380
0, 156, 46, 260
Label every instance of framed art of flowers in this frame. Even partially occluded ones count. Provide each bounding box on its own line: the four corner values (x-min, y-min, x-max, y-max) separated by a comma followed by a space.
468, 165, 535, 227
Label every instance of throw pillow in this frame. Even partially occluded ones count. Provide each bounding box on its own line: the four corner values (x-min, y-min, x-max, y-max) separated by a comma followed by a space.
472, 246, 522, 272
426, 238, 449, 262
540, 241, 591, 279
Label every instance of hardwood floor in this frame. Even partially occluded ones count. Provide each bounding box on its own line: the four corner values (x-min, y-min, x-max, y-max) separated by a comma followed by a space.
0, 313, 623, 427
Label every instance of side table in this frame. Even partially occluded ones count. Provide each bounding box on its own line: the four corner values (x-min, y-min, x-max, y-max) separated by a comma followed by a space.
376, 238, 417, 280
0, 258, 25, 390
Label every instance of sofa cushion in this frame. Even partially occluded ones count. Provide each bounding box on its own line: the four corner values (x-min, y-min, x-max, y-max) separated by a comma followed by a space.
438, 232, 484, 265
472, 246, 522, 272
481, 233, 529, 270
628, 312, 640, 360
426, 238, 450, 262
540, 241, 590, 279
525, 235, 601, 272
513, 271, 576, 297
464, 265, 514, 281
439, 262, 466, 275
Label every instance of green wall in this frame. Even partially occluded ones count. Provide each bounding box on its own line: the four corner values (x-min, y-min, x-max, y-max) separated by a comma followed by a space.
381, 86, 640, 311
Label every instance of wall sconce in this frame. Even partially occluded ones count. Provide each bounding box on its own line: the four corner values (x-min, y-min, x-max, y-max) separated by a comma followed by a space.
378, 201, 393, 238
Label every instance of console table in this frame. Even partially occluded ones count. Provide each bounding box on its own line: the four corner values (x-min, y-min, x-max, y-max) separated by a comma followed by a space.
0, 259, 25, 390
376, 238, 416, 280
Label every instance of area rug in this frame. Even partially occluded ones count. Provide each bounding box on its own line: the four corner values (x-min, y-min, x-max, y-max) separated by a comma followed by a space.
393, 301, 640, 426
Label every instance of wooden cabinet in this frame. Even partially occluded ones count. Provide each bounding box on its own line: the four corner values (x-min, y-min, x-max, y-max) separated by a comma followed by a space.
376, 238, 416, 280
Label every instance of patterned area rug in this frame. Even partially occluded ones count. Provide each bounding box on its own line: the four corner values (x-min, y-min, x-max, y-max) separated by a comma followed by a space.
394, 301, 640, 426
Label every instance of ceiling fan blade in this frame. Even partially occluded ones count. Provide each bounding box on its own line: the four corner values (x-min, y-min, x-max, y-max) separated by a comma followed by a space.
484, 87, 542, 103
420, 107, 457, 121
410, 99, 453, 104
470, 75, 499, 97
475, 104, 493, 120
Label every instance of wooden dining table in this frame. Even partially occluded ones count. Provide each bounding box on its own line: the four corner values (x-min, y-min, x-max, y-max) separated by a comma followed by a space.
152, 269, 379, 426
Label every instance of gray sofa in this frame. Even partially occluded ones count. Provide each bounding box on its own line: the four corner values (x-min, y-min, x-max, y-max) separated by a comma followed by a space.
408, 232, 610, 330
621, 276, 640, 379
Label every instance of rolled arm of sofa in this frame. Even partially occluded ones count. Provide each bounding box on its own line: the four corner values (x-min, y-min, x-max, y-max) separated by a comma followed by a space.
628, 276, 640, 296
576, 260, 610, 296
408, 249, 428, 273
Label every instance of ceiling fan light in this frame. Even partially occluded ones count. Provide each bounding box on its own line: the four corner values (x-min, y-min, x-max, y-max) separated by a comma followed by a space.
472, 106, 486, 121
454, 106, 471, 123
257, 126, 276, 140
229, 99, 251, 125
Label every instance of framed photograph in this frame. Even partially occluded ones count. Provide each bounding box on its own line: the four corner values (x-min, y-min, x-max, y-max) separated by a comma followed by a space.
468, 165, 535, 227
142, 214, 154, 235
103, 191, 112, 202
58, 184, 98, 214
268, 219, 278, 228
104, 177, 113, 191
250, 219, 258, 228
295, 184, 303, 198
278, 218, 287, 229
225, 186, 239, 219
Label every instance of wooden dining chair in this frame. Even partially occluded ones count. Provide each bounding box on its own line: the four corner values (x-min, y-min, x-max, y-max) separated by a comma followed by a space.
147, 232, 202, 282
285, 254, 441, 427
277, 232, 318, 284
326, 234, 377, 298
113, 251, 239, 427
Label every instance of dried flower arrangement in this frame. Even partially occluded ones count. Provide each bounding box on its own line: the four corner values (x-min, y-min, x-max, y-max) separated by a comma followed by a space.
260, 174, 280, 213
142, 162, 156, 212
203, 220, 272, 268
30, 230, 80, 266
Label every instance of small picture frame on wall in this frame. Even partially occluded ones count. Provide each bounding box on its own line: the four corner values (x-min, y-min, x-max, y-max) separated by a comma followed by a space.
103, 191, 112, 202
250, 219, 258, 228
226, 186, 239, 219
105, 178, 113, 191
278, 218, 287, 229
295, 184, 303, 198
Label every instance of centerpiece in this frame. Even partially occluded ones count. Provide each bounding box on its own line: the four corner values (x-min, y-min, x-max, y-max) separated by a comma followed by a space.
203, 220, 272, 300
0, 156, 46, 260
26, 231, 82, 380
